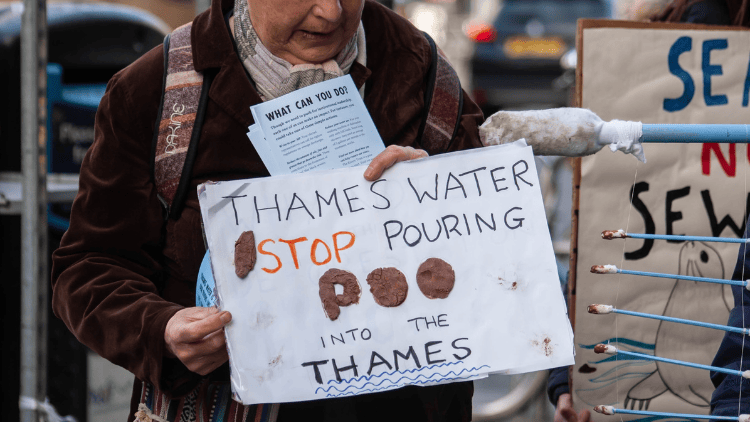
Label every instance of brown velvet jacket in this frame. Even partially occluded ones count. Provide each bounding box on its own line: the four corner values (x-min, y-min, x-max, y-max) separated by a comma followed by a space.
51, 0, 483, 420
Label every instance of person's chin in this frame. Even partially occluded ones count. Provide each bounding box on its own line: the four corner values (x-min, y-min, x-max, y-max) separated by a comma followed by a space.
290, 45, 342, 65
290, 31, 347, 62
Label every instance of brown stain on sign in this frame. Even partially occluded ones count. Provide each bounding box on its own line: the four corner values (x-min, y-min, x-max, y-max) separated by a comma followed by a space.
578, 364, 597, 374
531, 337, 553, 356
255, 312, 274, 329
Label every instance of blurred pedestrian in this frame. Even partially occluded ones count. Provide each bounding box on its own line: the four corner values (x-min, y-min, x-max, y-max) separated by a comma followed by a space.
652, 0, 750, 417
709, 215, 750, 416
650, 0, 750, 25
617, 0, 672, 20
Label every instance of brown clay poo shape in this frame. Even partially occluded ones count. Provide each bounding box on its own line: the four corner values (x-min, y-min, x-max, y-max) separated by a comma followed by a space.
234, 231, 256, 278
366, 267, 408, 307
416, 258, 455, 299
318, 269, 361, 321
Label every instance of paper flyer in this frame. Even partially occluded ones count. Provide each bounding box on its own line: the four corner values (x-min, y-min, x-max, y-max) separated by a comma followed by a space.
247, 75, 386, 176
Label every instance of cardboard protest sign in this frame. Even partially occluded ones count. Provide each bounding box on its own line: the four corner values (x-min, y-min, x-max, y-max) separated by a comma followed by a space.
198, 141, 575, 405
573, 20, 750, 419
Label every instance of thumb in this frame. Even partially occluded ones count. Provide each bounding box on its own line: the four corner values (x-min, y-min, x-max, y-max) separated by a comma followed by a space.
579, 409, 591, 422
559, 407, 578, 422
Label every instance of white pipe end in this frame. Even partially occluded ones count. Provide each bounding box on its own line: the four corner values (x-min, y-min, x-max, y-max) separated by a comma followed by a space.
742, 370, 750, 379
588, 304, 614, 314
594, 344, 617, 355
593, 405, 615, 415
745, 280, 750, 291
591, 265, 618, 274
601, 229, 626, 239
739, 415, 750, 422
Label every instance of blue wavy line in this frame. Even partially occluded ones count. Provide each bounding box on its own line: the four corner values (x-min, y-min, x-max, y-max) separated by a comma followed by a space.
325, 374, 479, 398
315, 366, 490, 394
327, 361, 467, 385
576, 373, 656, 391
579, 337, 655, 350
592, 355, 652, 364
589, 371, 654, 384
586, 360, 653, 380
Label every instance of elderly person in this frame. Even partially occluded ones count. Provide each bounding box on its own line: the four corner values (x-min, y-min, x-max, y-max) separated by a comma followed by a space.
50, 0, 484, 421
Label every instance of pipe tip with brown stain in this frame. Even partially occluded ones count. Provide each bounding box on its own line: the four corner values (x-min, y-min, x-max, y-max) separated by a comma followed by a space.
590, 264, 617, 274
593, 344, 608, 354
593, 405, 614, 415
601, 229, 625, 240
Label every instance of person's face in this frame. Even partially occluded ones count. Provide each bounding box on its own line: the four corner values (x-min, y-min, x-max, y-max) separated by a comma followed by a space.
247, 0, 365, 65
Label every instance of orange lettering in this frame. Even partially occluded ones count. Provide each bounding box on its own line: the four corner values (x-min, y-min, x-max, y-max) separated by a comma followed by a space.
310, 239, 332, 265
332, 231, 355, 263
258, 239, 282, 274
279, 237, 308, 269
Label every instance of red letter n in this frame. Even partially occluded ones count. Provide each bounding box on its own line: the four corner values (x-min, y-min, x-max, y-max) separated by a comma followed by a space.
702, 143, 735, 176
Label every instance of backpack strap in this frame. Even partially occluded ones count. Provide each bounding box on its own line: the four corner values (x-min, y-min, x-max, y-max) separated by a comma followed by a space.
151, 22, 214, 220
417, 32, 464, 155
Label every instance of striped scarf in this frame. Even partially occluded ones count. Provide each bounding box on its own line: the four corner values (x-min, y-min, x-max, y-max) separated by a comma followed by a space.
134, 379, 279, 422
232, 0, 363, 101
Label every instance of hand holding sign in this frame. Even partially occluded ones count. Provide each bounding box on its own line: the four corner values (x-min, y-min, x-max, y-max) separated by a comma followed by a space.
364, 145, 429, 181
164, 307, 232, 375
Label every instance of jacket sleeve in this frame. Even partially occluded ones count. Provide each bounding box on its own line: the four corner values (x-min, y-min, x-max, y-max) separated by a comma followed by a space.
547, 268, 572, 405
547, 366, 571, 405
710, 224, 750, 416
50, 47, 187, 393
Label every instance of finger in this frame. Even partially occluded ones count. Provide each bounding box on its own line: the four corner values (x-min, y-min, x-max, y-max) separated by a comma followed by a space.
177, 310, 232, 343
364, 146, 402, 181
560, 408, 578, 422
175, 331, 228, 369
174, 337, 226, 368
197, 342, 229, 372
553, 410, 566, 422
579, 409, 591, 422
557, 393, 572, 408
194, 329, 227, 353
187, 346, 229, 375
364, 146, 427, 181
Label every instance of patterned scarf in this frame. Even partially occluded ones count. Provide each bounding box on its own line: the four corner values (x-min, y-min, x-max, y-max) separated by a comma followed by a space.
232, 0, 365, 101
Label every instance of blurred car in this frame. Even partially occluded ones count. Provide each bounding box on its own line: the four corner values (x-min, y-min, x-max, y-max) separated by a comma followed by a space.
466, 0, 609, 114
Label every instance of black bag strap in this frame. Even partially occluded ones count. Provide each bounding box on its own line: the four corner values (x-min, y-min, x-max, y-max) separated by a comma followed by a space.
150, 23, 215, 221
417, 31, 464, 155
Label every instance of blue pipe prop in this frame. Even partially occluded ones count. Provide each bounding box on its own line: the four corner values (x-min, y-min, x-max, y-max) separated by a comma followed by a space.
588, 304, 750, 335
593, 344, 750, 378
594, 344, 750, 378
642, 124, 750, 143
602, 230, 750, 244
590, 265, 750, 289
593, 405, 748, 420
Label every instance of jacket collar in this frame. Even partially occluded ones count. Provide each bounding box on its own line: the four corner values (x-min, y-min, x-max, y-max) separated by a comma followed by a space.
191, 0, 235, 72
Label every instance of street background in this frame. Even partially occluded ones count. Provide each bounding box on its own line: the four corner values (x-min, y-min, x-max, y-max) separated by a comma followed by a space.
0, 0, 675, 420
